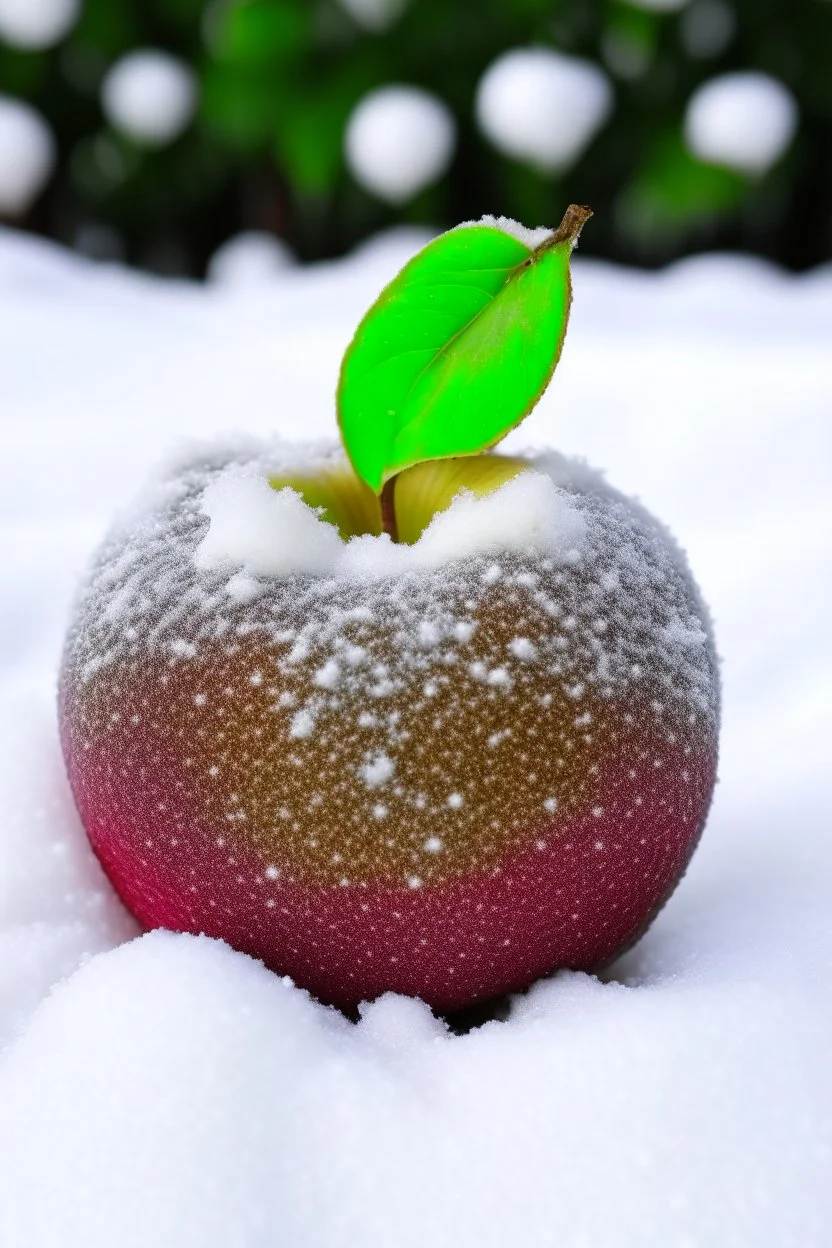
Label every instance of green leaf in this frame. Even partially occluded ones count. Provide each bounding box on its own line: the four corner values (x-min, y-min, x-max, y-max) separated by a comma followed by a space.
337, 205, 591, 495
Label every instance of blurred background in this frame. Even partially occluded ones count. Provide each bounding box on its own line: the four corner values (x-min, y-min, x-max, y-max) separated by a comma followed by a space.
0, 0, 829, 280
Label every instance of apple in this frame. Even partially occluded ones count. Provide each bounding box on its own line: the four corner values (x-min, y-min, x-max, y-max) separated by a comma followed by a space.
58, 447, 719, 1012
59, 207, 719, 1012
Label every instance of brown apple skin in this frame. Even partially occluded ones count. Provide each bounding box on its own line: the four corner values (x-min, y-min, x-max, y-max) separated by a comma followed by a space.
59, 449, 719, 1012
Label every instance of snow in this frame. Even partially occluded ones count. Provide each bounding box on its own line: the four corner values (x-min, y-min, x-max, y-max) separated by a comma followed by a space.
459, 213, 552, 250
0, 226, 831, 1244
197, 461, 584, 579
195, 467, 343, 577
344, 85, 456, 204
207, 231, 296, 288
0, 0, 78, 49
684, 71, 798, 175
0, 95, 55, 216
101, 50, 198, 147
475, 47, 613, 172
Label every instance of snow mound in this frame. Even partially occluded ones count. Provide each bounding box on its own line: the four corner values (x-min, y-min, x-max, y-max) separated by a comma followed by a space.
1, 921, 829, 1248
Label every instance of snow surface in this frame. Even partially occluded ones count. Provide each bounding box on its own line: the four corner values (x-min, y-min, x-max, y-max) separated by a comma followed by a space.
345, 85, 456, 204
475, 47, 613, 172
0, 226, 831, 1245
101, 50, 198, 147
684, 71, 798, 175
0, 94, 55, 216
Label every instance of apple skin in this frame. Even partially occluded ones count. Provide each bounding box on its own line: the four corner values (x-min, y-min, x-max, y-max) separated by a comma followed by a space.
59, 448, 719, 1012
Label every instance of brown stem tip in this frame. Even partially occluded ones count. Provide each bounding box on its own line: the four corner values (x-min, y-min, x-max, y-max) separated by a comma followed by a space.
537, 204, 594, 257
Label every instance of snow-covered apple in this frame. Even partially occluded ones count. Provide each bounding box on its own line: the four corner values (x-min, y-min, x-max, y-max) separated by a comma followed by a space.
59, 208, 719, 1012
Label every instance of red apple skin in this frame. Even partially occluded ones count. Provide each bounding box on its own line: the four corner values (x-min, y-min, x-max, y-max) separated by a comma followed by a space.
59, 451, 719, 1013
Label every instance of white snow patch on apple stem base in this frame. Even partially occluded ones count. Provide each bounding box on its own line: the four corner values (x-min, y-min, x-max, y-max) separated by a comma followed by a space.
194, 466, 342, 577
194, 465, 586, 582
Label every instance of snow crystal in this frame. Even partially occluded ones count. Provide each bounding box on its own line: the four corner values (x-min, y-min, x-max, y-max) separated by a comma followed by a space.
0, 95, 54, 217
508, 636, 537, 661
314, 659, 342, 690
684, 71, 798, 175
359, 752, 396, 789
475, 47, 613, 172
101, 50, 198, 147
289, 708, 316, 740
344, 85, 456, 205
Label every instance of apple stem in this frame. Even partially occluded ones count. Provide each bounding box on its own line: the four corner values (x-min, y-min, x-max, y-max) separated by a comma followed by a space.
380, 476, 399, 543
535, 204, 593, 258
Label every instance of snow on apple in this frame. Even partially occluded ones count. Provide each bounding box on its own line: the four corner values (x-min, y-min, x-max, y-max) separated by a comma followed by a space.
475, 48, 612, 172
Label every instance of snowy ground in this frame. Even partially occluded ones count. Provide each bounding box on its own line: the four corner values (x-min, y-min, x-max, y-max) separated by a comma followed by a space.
0, 227, 830, 1247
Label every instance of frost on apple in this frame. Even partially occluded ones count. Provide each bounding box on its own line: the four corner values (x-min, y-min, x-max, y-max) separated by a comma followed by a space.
59, 440, 719, 1011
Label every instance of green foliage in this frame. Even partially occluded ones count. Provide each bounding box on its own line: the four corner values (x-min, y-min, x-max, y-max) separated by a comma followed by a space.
338, 207, 587, 493
0, 0, 829, 272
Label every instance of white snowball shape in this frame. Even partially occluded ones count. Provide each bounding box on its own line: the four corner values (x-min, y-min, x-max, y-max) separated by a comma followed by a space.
475, 47, 613, 173
345, 85, 456, 204
684, 72, 798, 175
0, 0, 79, 49
101, 50, 198, 147
0, 95, 55, 216
207, 232, 296, 288
337, 0, 409, 32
